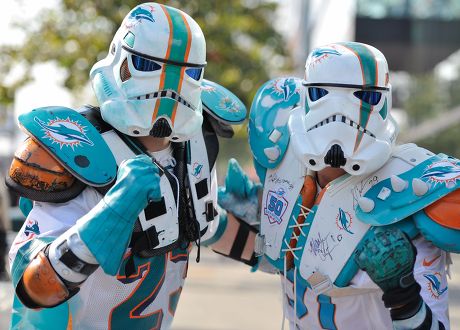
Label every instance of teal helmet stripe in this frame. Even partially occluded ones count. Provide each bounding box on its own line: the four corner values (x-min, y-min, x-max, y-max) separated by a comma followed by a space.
339, 42, 378, 152
379, 99, 388, 119
155, 5, 191, 119
339, 42, 377, 86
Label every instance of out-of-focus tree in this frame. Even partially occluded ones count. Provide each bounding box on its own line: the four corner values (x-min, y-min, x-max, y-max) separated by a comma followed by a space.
0, 0, 290, 111
401, 72, 460, 158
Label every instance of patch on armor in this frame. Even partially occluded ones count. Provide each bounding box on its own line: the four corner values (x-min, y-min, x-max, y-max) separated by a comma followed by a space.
201, 79, 247, 124
24, 219, 40, 236
264, 189, 289, 225
309, 46, 342, 68
127, 5, 155, 26
35, 117, 94, 149
424, 272, 447, 299
191, 162, 203, 179
421, 159, 460, 188
336, 208, 354, 235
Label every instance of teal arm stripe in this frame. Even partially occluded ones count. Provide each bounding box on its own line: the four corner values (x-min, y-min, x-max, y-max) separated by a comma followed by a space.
11, 237, 54, 289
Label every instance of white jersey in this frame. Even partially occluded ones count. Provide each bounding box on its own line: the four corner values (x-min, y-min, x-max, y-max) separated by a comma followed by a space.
282, 236, 450, 330
8, 146, 217, 330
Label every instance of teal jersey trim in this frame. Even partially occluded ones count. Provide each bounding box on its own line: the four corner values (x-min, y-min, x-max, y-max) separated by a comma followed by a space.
11, 297, 70, 330
18, 106, 117, 187
357, 154, 460, 226
201, 79, 247, 124
11, 237, 53, 288
317, 295, 338, 330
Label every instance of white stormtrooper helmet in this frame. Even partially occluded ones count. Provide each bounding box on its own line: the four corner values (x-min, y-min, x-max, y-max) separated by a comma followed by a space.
289, 42, 398, 176
90, 2, 206, 141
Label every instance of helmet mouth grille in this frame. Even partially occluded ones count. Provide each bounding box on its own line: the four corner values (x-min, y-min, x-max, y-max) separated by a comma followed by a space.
150, 118, 172, 137
307, 115, 376, 138
120, 58, 132, 82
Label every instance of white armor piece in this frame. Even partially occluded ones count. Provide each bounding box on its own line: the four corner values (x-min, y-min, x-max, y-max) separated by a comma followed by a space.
258, 142, 435, 296
100, 127, 215, 251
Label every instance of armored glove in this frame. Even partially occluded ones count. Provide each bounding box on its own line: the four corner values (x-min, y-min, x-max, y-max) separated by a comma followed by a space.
78, 154, 161, 275
355, 227, 423, 320
218, 158, 261, 225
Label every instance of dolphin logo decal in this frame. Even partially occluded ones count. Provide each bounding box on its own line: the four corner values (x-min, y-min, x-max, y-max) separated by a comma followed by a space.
338, 208, 354, 234
424, 274, 447, 297
24, 220, 40, 237
35, 117, 94, 147
421, 165, 460, 179
130, 7, 155, 23
311, 48, 341, 58
193, 164, 203, 177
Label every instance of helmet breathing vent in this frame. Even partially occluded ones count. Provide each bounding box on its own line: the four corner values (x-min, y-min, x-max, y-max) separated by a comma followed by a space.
120, 58, 132, 82
324, 144, 346, 168
150, 118, 172, 138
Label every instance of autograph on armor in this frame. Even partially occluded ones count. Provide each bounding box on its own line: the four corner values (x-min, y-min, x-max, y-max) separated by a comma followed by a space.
308, 232, 343, 261
351, 175, 379, 209
267, 173, 294, 191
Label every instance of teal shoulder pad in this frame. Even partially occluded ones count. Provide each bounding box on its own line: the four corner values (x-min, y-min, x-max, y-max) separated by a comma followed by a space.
356, 154, 460, 226
18, 106, 117, 186
201, 79, 247, 124
248, 77, 302, 169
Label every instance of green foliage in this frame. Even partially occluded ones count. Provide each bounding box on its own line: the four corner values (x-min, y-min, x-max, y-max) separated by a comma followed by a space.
0, 0, 290, 109
402, 72, 460, 158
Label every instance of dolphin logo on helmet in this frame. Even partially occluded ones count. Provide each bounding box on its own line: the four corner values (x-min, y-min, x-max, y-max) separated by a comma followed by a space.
289, 42, 398, 175
90, 2, 206, 142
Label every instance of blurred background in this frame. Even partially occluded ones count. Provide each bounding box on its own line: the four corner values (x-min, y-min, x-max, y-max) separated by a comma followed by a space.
1, 0, 460, 329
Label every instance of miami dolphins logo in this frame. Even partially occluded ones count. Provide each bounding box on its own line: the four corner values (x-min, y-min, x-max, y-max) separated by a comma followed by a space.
130, 6, 155, 23
309, 47, 341, 67
192, 162, 203, 179
336, 208, 354, 234
424, 272, 447, 299
218, 96, 240, 113
24, 220, 40, 237
271, 78, 299, 102
35, 116, 94, 149
421, 159, 460, 188
125, 5, 155, 28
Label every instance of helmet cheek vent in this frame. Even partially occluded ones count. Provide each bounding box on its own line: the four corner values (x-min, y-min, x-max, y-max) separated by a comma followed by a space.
120, 58, 132, 82
324, 144, 346, 168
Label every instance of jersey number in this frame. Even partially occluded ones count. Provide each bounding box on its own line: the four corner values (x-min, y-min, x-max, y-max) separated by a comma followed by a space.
109, 254, 167, 330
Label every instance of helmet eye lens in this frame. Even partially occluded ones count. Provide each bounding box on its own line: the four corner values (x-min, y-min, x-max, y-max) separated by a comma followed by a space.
354, 90, 381, 105
308, 87, 329, 101
186, 68, 202, 81
132, 54, 162, 72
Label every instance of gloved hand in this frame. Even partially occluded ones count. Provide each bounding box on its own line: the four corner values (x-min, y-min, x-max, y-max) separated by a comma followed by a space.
78, 154, 161, 275
218, 158, 261, 225
355, 227, 423, 320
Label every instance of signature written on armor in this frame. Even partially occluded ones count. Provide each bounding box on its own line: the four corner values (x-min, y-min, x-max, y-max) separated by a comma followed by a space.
267, 173, 294, 191
308, 231, 343, 261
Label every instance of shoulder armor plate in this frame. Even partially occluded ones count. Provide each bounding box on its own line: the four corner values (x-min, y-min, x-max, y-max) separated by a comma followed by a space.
248, 77, 302, 169
6, 138, 86, 202
356, 145, 460, 226
201, 79, 247, 125
18, 106, 116, 187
